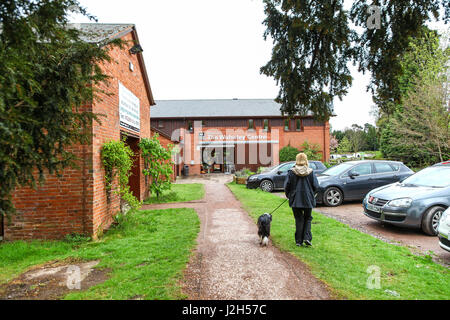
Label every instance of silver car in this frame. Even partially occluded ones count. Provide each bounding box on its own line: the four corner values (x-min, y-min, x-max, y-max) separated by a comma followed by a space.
362, 161, 450, 235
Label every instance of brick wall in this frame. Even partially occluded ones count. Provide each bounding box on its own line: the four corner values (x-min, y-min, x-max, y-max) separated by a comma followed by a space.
5, 30, 152, 240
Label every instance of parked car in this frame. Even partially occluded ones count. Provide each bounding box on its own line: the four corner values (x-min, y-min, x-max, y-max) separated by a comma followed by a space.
438, 207, 450, 252
363, 161, 450, 235
316, 160, 414, 207
246, 161, 327, 192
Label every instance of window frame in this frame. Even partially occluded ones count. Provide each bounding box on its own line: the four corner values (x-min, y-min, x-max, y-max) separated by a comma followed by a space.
263, 119, 270, 132
295, 119, 303, 132
284, 119, 291, 131
187, 120, 194, 133
248, 119, 255, 131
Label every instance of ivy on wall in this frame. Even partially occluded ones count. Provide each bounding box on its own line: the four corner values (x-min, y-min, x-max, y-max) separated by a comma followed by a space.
101, 140, 141, 210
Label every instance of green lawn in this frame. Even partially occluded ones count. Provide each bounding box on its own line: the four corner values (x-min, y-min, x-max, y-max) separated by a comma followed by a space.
0, 208, 200, 300
228, 183, 449, 300
144, 183, 205, 204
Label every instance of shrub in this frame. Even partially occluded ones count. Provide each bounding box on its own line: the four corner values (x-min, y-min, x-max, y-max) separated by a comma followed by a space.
279, 145, 300, 162
300, 141, 323, 161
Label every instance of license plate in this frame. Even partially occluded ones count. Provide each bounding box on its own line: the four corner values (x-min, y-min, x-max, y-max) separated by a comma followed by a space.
366, 203, 381, 213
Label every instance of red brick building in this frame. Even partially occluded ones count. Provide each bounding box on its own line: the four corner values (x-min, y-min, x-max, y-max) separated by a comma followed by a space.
2, 24, 155, 240
150, 99, 330, 176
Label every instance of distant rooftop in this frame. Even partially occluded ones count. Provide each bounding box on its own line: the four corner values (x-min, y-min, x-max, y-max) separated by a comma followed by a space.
151, 99, 315, 118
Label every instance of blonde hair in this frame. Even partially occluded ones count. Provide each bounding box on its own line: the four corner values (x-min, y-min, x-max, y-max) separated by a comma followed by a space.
296, 153, 308, 166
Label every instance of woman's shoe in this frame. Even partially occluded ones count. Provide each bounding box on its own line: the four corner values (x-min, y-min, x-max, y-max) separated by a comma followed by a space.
296, 243, 303, 247
304, 240, 312, 247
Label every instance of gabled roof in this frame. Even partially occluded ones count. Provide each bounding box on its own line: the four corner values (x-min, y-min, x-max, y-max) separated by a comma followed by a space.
67, 23, 134, 43
151, 99, 315, 118
67, 23, 155, 106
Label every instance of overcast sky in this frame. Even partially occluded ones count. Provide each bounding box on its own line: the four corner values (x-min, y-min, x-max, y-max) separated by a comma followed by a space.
71, 0, 447, 131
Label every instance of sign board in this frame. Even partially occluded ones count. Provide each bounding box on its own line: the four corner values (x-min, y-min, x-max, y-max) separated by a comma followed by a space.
119, 82, 140, 133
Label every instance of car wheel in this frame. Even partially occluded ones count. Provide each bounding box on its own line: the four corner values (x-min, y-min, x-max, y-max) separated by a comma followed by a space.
260, 180, 274, 192
422, 206, 446, 236
323, 187, 343, 207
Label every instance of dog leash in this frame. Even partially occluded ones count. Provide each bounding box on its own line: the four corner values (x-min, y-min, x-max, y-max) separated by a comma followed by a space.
269, 198, 288, 215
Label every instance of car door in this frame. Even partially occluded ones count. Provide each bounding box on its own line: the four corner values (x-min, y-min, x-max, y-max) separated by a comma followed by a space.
373, 162, 399, 188
273, 163, 294, 189
343, 163, 375, 199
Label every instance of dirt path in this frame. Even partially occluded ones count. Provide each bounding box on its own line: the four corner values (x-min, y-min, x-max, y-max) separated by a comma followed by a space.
142, 175, 331, 300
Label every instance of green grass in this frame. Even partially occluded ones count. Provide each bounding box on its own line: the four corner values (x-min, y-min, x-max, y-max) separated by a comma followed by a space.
228, 183, 449, 300
144, 184, 205, 204
0, 208, 200, 300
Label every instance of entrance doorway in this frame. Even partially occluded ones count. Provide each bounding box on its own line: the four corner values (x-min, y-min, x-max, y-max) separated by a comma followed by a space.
122, 133, 141, 201
201, 146, 235, 174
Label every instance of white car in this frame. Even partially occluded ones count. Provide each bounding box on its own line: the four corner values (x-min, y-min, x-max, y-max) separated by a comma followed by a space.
438, 208, 450, 252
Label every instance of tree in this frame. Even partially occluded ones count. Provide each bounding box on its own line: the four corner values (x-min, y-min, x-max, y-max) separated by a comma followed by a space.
379, 30, 450, 166
364, 123, 379, 151
386, 81, 449, 164
139, 135, 174, 199
330, 135, 339, 153
261, 0, 356, 120
347, 125, 366, 153
0, 0, 119, 217
262, 0, 449, 118
337, 136, 352, 154
350, 1, 449, 115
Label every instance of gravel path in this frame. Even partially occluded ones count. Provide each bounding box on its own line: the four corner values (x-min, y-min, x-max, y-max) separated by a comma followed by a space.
142, 175, 331, 300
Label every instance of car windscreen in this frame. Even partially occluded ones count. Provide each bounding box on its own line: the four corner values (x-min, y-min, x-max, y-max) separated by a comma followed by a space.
402, 167, 450, 187
321, 163, 354, 176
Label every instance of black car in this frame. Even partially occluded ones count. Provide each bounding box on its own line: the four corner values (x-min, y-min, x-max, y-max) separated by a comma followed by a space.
246, 161, 327, 192
317, 160, 414, 207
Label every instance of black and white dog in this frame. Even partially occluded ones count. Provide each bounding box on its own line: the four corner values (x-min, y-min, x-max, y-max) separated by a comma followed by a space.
257, 213, 272, 247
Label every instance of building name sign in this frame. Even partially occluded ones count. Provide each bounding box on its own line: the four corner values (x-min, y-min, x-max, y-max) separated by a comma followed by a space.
119, 82, 140, 133
205, 135, 269, 141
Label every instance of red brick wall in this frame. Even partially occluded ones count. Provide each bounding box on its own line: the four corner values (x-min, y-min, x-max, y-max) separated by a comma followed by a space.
6, 108, 94, 240
5, 31, 152, 240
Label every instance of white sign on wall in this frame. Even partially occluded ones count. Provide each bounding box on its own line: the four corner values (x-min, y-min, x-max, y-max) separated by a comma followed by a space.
119, 82, 140, 133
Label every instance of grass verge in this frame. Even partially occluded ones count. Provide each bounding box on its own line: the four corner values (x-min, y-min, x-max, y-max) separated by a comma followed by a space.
228, 183, 449, 300
144, 184, 205, 204
0, 208, 200, 300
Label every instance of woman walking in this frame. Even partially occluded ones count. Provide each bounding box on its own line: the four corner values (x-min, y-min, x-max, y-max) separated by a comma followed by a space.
284, 153, 319, 247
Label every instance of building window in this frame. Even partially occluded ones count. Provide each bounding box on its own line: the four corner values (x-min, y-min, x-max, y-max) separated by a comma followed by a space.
187, 120, 194, 132
202, 120, 207, 127
295, 119, 302, 131
158, 120, 164, 128
284, 119, 291, 131
263, 119, 269, 131
248, 119, 255, 130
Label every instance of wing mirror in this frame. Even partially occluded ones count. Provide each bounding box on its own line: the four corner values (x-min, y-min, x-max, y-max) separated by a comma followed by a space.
277, 171, 283, 175
349, 171, 360, 179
